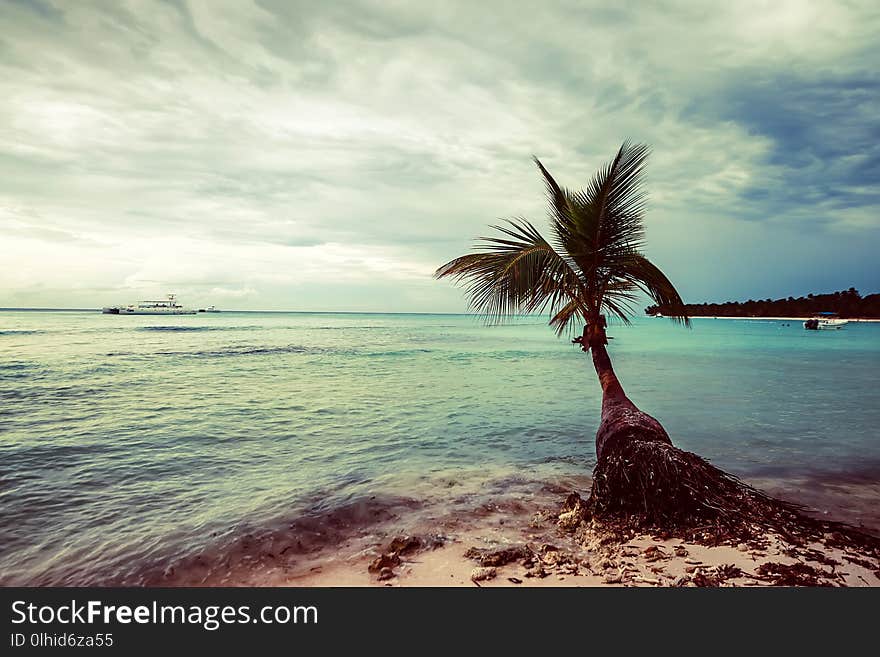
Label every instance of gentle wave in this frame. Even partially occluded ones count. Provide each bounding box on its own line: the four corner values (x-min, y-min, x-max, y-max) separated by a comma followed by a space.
104, 345, 443, 359
0, 361, 46, 380
313, 325, 391, 330
136, 325, 260, 333
126, 344, 322, 358
0, 361, 39, 370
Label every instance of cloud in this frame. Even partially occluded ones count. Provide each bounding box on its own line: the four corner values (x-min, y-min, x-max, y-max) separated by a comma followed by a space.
683, 70, 880, 226
0, 0, 878, 310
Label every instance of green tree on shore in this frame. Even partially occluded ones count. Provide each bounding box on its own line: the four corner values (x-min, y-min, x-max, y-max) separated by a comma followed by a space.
647, 287, 879, 319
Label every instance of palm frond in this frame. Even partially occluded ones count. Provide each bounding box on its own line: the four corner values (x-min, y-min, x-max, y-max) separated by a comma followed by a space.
434, 218, 586, 330
548, 297, 592, 336
600, 280, 640, 325
437, 142, 688, 335
537, 143, 651, 300
621, 254, 690, 326
533, 156, 577, 246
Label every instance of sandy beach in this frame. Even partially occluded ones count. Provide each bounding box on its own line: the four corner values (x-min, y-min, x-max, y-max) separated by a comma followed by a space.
265, 486, 880, 588
293, 537, 880, 588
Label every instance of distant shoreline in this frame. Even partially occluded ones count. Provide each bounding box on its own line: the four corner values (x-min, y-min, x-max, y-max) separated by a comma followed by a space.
684, 316, 880, 322
3, 307, 880, 322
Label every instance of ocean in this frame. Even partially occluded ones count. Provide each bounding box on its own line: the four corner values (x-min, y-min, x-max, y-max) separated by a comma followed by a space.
1, 310, 878, 585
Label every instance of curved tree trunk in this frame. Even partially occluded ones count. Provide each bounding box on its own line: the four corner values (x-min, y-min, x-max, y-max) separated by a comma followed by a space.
578, 318, 671, 460
590, 341, 671, 460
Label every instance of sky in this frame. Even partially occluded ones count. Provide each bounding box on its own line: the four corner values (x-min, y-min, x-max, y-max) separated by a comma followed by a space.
1, 0, 878, 311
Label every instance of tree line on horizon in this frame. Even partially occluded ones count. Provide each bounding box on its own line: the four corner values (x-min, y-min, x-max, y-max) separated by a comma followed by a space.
645, 288, 880, 319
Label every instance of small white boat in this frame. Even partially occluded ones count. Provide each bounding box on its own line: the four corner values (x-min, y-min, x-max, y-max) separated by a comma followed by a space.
804, 313, 849, 330
102, 294, 196, 315
198, 305, 220, 313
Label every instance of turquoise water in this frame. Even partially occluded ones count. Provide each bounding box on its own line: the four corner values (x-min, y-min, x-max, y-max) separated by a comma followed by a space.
1, 310, 878, 584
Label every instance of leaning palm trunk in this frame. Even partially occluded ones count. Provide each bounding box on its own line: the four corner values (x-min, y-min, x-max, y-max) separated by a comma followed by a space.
587, 326, 670, 460
580, 317, 805, 534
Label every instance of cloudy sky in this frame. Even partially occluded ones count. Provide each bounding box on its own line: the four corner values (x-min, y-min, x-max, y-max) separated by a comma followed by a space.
1, 0, 878, 311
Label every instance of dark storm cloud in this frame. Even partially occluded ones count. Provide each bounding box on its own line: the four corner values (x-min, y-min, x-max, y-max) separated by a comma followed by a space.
684, 68, 880, 222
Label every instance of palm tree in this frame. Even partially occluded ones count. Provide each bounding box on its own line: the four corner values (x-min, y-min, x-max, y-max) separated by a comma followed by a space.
436, 141, 685, 461
435, 142, 795, 529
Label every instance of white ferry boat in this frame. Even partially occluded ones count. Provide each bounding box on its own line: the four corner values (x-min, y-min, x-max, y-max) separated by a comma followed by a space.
102, 294, 196, 315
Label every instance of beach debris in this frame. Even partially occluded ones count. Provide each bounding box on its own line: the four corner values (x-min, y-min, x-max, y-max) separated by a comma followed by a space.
387, 534, 446, 555
689, 564, 742, 587
642, 545, 666, 562
824, 532, 849, 548
542, 550, 564, 566
737, 543, 749, 552
716, 564, 744, 579
508, 577, 523, 584
690, 571, 719, 587
367, 553, 400, 574
387, 536, 422, 555
470, 566, 497, 583
558, 492, 589, 531
603, 573, 622, 584
524, 565, 548, 579
377, 567, 395, 581
797, 548, 839, 567
674, 546, 688, 557
671, 576, 689, 587
754, 562, 835, 586
463, 545, 533, 567
367, 534, 447, 579
596, 557, 615, 571
841, 554, 876, 570
531, 510, 555, 527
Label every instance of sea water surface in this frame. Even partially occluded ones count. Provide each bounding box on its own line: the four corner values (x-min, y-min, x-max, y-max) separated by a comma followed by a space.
1, 310, 878, 584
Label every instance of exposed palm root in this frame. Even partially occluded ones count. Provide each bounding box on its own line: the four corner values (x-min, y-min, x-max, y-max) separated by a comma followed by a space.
573, 440, 880, 551
595, 400, 670, 460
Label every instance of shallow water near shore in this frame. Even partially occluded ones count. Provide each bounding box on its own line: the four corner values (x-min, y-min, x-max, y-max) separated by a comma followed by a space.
1, 310, 878, 585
